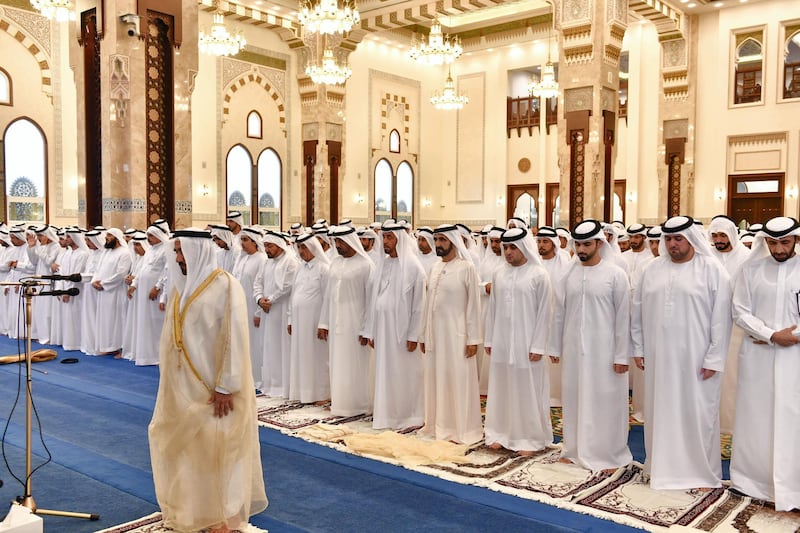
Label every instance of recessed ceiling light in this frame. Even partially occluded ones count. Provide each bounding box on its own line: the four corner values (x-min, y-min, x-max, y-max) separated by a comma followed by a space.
687, 2, 696, 6
680, 0, 689, 3
714, 1, 723, 6
739, 0, 747, 3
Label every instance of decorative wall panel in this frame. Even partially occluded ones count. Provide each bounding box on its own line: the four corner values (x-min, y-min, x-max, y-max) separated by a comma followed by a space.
456, 72, 485, 203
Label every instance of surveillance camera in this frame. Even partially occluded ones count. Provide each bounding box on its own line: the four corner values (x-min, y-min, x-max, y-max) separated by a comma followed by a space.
120, 13, 140, 37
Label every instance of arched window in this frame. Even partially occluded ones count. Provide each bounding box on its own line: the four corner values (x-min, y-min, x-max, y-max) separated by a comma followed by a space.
396, 161, 413, 223
4, 118, 46, 224
374, 159, 393, 223
226, 144, 253, 225
0, 68, 11, 106
783, 30, 800, 99
247, 110, 262, 139
734, 36, 763, 104
389, 129, 401, 153
257, 148, 281, 228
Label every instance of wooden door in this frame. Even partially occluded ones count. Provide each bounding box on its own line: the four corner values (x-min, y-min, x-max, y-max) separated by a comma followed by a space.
727, 173, 784, 228
506, 184, 540, 228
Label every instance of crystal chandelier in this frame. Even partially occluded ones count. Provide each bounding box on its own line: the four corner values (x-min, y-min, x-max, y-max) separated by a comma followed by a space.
528, 61, 559, 98
306, 47, 352, 85
430, 69, 468, 110
408, 17, 462, 66
199, 12, 246, 57
528, 10, 559, 99
30, 0, 76, 22
298, 0, 360, 35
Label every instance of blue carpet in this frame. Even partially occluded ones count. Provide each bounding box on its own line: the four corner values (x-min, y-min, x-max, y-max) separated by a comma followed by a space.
0, 336, 721, 532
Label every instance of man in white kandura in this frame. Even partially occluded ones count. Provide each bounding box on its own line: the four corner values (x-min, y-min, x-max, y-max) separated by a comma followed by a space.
415, 226, 438, 277
632, 215, 732, 490
3, 228, 35, 339
730, 216, 800, 511
370, 221, 426, 430
483, 227, 553, 455
318, 226, 375, 417
420, 225, 483, 445
90, 228, 133, 356
232, 226, 267, 389
550, 219, 632, 472
476, 226, 505, 395
708, 214, 751, 436
288, 233, 331, 404
60, 228, 90, 351
29, 224, 61, 343
129, 220, 170, 365
149, 228, 267, 533
535, 226, 572, 409
255, 231, 298, 398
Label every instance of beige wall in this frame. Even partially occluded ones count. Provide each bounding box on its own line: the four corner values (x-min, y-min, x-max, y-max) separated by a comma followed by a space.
3, 0, 800, 230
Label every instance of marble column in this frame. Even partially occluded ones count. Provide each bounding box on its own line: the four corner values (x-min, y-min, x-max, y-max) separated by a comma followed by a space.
658, 17, 698, 219
554, 0, 627, 228
73, 0, 196, 230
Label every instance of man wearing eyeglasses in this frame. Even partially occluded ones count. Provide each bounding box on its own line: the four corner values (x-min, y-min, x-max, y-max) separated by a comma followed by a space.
730, 216, 800, 512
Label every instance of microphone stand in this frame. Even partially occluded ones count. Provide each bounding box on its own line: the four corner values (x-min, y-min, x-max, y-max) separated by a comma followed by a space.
15, 280, 98, 521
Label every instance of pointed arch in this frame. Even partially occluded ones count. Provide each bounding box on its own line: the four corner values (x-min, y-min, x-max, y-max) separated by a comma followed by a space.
222, 71, 286, 129
0, 14, 52, 98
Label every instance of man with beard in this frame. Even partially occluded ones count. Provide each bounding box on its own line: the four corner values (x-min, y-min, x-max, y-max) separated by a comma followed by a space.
708, 214, 751, 435
551, 220, 632, 472
318, 226, 375, 416
537, 226, 573, 408
621, 223, 655, 284
90, 228, 133, 356
254, 231, 298, 398
149, 229, 267, 533
210, 224, 236, 273
369, 221, 426, 430
420, 225, 482, 444
730, 217, 800, 511
632, 216, 732, 490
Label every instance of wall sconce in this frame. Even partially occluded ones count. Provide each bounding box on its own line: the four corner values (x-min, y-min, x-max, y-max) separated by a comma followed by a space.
353, 193, 365, 205
626, 191, 637, 203
714, 188, 726, 201
421, 197, 432, 208
786, 186, 798, 199
199, 184, 210, 197
496, 195, 505, 206
588, 130, 600, 144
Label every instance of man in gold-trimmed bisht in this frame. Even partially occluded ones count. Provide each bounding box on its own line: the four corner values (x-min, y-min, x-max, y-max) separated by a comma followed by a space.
148, 228, 267, 533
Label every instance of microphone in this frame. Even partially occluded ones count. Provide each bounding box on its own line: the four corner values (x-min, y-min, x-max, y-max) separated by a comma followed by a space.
37, 287, 80, 297
30, 273, 83, 282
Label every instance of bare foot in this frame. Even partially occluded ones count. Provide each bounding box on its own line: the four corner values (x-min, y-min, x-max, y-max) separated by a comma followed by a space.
210, 525, 231, 533
487, 442, 503, 450
516, 450, 536, 457
558, 457, 574, 465
314, 400, 329, 406
601, 467, 618, 475
695, 487, 714, 493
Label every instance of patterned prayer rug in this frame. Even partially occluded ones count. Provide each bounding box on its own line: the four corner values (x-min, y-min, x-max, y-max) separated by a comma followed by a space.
95, 512, 268, 533
255, 396, 798, 532
573, 464, 728, 528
